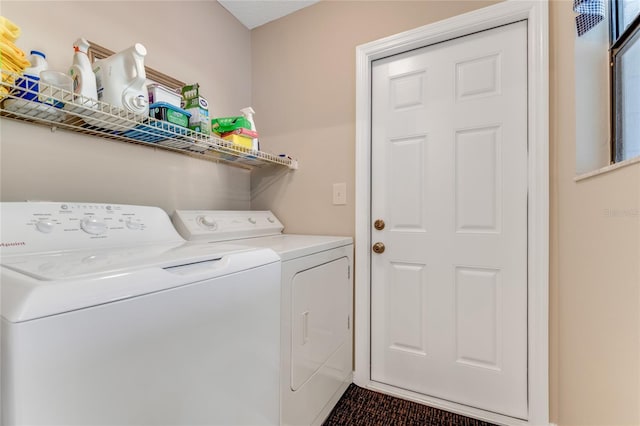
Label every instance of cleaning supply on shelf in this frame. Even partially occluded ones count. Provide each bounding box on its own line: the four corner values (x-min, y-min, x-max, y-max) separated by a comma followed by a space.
24, 50, 47, 75
219, 127, 258, 139
68, 38, 98, 107
222, 133, 254, 149
211, 116, 251, 134
13, 50, 47, 101
240, 107, 260, 151
219, 128, 258, 150
181, 83, 210, 135
93, 43, 148, 115
149, 102, 190, 128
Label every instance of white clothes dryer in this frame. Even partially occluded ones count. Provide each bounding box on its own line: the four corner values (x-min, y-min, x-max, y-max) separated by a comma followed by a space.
172, 210, 353, 426
0, 202, 281, 426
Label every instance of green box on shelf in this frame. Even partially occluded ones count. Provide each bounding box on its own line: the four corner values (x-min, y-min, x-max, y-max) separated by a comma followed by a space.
181, 83, 208, 109
211, 116, 251, 134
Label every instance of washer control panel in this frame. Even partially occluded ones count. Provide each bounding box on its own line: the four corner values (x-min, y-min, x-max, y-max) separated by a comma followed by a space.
0, 202, 183, 255
172, 210, 284, 242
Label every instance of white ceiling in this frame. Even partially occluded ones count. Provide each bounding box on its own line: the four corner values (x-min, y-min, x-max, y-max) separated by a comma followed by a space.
218, 0, 320, 30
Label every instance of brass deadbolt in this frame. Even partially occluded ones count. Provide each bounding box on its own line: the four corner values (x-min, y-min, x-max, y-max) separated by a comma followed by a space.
374, 219, 385, 230
372, 242, 386, 254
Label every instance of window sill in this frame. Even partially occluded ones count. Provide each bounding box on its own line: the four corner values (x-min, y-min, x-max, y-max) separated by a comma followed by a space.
574, 155, 640, 182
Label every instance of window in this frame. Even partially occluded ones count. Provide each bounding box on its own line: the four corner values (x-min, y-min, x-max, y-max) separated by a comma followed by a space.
611, 0, 640, 162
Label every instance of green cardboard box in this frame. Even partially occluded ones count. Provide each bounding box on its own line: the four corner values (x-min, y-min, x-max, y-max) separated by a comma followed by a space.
181, 83, 209, 110
181, 83, 210, 135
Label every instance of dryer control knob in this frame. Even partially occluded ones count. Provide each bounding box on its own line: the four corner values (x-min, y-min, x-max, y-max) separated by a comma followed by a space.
248, 217, 257, 224
81, 218, 108, 235
36, 220, 55, 233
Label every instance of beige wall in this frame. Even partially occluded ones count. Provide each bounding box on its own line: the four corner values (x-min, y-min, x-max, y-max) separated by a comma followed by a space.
250, 0, 496, 235
550, 1, 640, 425
1, 1, 252, 213
253, 1, 640, 425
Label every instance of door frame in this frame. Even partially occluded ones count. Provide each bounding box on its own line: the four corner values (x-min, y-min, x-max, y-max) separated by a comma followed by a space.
354, 2, 549, 425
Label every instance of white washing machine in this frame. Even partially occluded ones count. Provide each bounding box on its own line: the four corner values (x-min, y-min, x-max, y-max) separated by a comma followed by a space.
172, 210, 353, 426
0, 202, 281, 426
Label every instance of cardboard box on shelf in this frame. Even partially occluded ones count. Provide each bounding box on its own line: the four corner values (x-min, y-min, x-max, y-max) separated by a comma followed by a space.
186, 106, 210, 135
223, 133, 253, 149
181, 83, 208, 110
181, 83, 210, 135
219, 128, 258, 139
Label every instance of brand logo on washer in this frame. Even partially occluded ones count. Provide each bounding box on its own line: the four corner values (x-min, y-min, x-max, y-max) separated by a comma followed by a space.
0, 241, 26, 248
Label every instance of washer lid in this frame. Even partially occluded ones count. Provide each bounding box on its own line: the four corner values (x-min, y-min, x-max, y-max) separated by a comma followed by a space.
237, 234, 353, 261
1, 242, 259, 281
1, 244, 280, 323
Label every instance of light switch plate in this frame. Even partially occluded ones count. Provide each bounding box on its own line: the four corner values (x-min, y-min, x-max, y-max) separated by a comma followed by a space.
333, 183, 347, 205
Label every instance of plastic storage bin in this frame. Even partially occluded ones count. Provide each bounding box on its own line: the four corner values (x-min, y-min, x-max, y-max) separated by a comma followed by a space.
122, 103, 192, 145
148, 84, 181, 108
121, 120, 190, 144
149, 102, 190, 128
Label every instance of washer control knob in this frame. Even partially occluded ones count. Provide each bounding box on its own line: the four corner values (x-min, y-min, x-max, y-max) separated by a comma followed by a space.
267, 217, 275, 223
126, 219, 143, 230
248, 217, 257, 224
36, 220, 55, 233
197, 215, 218, 230
81, 218, 108, 235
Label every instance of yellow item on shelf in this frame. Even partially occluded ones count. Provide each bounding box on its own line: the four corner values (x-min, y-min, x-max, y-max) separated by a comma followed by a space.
1, 40, 29, 69
0, 16, 21, 42
223, 134, 253, 149
0, 17, 31, 98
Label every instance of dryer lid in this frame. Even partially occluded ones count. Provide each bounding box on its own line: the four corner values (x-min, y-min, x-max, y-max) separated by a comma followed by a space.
238, 234, 353, 261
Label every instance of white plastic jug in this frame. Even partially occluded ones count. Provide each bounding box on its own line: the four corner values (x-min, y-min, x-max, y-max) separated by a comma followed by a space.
93, 43, 148, 115
14, 50, 48, 101
25, 50, 48, 76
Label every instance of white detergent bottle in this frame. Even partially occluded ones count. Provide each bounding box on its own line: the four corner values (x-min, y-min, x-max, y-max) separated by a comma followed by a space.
68, 38, 98, 106
93, 43, 148, 115
16, 50, 47, 100
25, 50, 48, 75
240, 106, 260, 151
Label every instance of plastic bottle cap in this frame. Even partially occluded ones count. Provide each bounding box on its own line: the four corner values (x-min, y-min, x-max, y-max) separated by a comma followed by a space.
30, 50, 46, 58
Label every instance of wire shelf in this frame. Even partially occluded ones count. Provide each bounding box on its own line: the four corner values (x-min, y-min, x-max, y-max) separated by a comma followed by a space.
0, 69, 298, 170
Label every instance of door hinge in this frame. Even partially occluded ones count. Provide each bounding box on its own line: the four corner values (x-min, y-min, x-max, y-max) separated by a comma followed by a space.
347, 315, 351, 330
347, 265, 351, 280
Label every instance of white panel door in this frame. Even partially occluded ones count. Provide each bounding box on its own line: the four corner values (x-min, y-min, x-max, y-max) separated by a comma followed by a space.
370, 21, 528, 419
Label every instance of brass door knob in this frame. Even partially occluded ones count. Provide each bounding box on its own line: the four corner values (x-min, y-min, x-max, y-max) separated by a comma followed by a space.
372, 242, 385, 254
374, 219, 385, 230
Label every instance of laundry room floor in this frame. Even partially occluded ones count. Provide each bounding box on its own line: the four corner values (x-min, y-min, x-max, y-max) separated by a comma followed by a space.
323, 384, 498, 426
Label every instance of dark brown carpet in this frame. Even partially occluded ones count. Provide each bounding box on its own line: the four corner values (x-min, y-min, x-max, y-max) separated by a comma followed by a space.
323, 384, 498, 426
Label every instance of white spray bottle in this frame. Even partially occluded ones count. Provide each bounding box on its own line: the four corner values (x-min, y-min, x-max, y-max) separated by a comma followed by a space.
240, 106, 260, 151
68, 38, 98, 106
